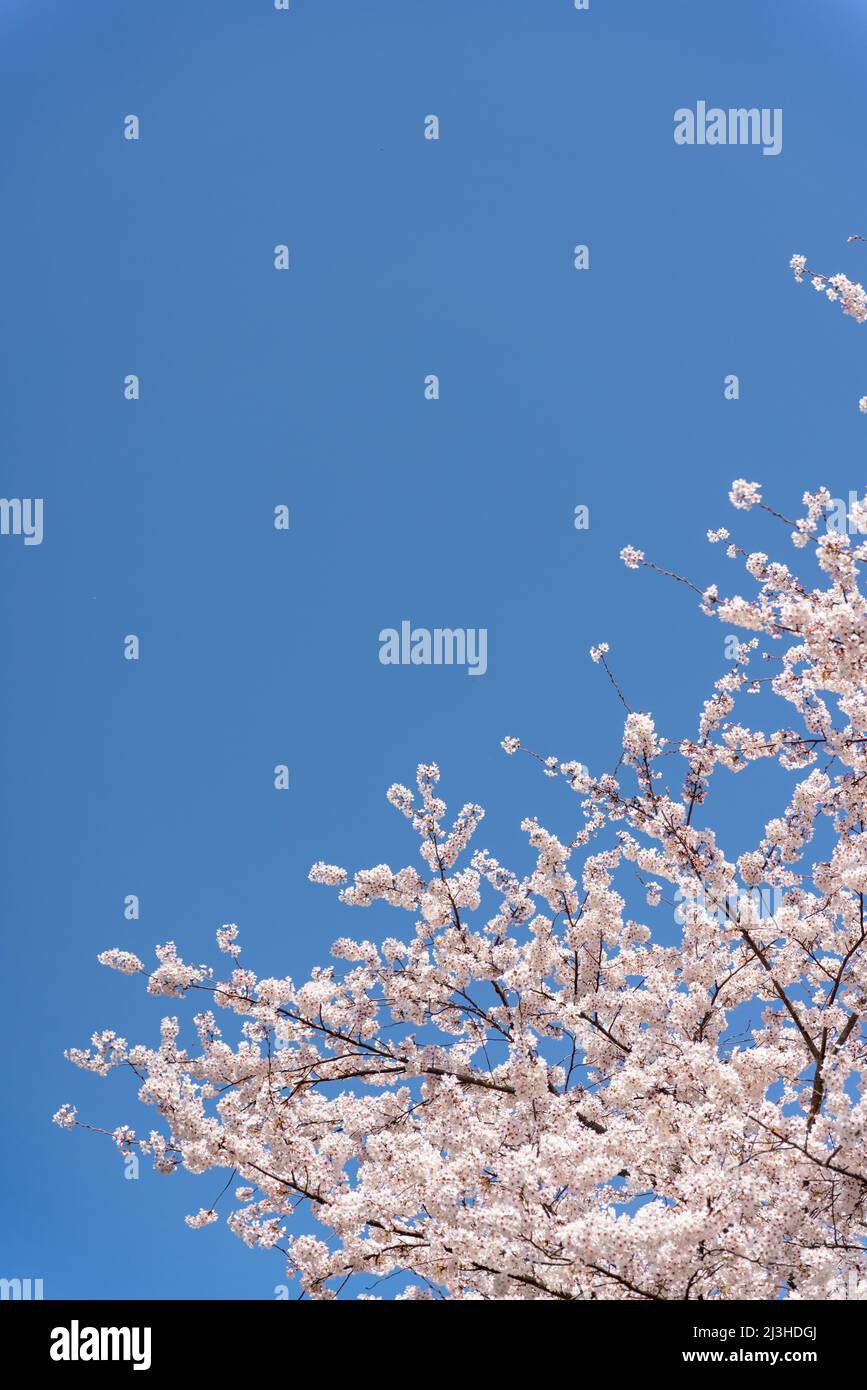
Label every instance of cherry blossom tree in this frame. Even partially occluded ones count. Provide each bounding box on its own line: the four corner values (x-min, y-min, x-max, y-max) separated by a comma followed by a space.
56, 263, 867, 1301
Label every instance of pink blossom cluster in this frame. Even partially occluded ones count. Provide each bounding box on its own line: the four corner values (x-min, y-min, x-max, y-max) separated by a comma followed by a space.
791, 248, 867, 410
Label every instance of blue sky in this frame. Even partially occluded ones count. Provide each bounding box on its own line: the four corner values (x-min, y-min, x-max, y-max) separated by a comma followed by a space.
2, 0, 867, 1299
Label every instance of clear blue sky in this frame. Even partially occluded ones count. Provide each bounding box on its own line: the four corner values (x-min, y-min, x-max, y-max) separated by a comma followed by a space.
2, 0, 867, 1299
